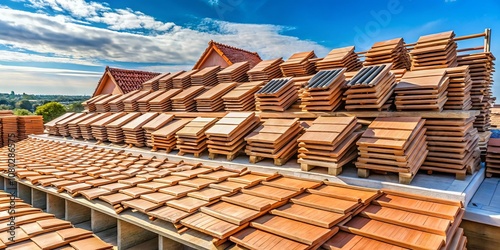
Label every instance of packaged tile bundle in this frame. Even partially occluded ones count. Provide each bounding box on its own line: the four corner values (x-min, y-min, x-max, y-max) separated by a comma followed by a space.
94, 94, 122, 112
78, 113, 112, 140
108, 90, 140, 112
205, 112, 260, 161
91, 112, 127, 142
364, 38, 411, 69
280, 51, 317, 77
255, 77, 297, 111
123, 90, 151, 112
410, 31, 458, 71
67, 113, 99, 139
44, 112, 75, 136
171, 86, 206, 112
487, 138, 500, 177
143, 72, 169, 91
247, 58, 284, 82
17, 116, 43, 140
344, 63, 396, 111
56, 113, 86, 137
300, 69, 346, 111
173, 69, 198, 89
82, 94, 110, 112
222, 81, 264, 111
298, 117, 362, 175
122, 112, 159, 147
137, 90, 166, 112
105, 112, 142, 144
443, 66, 472, 110
190, 65, 221, 87
148, 88, 183, 112
176, 117, 218, 157
217, 61, 250, 83
245, 118, 303, 166
421, 117, 480, 179
195, 82, 237, 112
152, 119, 191, 152
356, 117, 428, 184
394, 68, 449, 111
159, 71, 184, 90
315, 46, 362, 71
142, 113, 174, 147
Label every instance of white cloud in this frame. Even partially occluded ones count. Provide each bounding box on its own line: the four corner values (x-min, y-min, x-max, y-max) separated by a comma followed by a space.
445, 0, 457, 2
0, 50, 99, 66
25, 0, 108, 18
87, 8, 175, 31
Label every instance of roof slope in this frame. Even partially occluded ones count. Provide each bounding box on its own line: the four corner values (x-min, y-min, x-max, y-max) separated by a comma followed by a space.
193, 40, 262, 69
93, 66, 161, 96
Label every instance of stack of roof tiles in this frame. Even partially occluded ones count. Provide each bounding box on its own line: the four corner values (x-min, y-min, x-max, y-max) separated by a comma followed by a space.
421, 117, 480, 179
300, 68, 346, 111
105, 112, 141, 144
94, 94, 121, 112
217, 61, 250, 83
137, 90, 166, 112
457, 52, 496, 131
152, 119, 191, 152
444, 66, 473, 110
78, 113, 111, 140
205, 112, 260, 161
280, 51, 317, 77
44, 113, 75, 136
56, 113, 85, 137
344, 63, 396, 111
171, 86, 206, 112
247, 58, 284, 82
394, 69, 449, 111
222, 81, 264, 111
298, 117, 362, 175
103, 67, 160, 94
122, 112, 159, 147
195, 82, 237, 112
486, 138, 500, 177
159, 71, 184, 90
1, 116, 17, 144
244, 118, 303, 166
176, 117, 218, 157
190, 66, 221, 87
108, 90, 140, 112
410, 31, 458, 71
315, 46, 362, 71
148, 89, 182, 112
255, 77, 297, 111
91, 112, 127, 142
356, 117, 428, 184
173, 69, 198, 89
123, 90, 151, 112
82, 94, 110, 112
17, 115, 44, 140
364, 38, 411, 69
142, 113, 174, 147
142, 73, 169, 91
67, 113, 97, 139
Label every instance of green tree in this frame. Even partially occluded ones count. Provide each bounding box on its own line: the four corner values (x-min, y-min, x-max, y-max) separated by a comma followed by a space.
66, 102, 84, 112
35, 102, 66, 122
13, 109, 32, 116
0, 104, 11, 110
16, 100, 32, 111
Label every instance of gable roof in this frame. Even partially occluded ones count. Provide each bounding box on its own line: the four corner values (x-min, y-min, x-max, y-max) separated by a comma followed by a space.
193, 40, 262, 70
93, 66, 161, 96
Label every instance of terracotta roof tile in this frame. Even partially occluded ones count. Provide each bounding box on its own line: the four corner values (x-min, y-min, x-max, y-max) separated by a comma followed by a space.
97, 66, 161, 95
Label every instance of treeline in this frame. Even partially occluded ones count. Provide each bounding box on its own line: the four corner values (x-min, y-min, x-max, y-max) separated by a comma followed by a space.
0, 91, 90, 114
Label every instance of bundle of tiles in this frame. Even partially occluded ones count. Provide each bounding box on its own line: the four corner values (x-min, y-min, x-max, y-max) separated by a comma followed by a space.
173, 69, 198, 89
148, 89, 182, 112
205, 112, 260, 161
108, 90, 140, 112
105, 112, 141, 144
222, 81, 264, 111
159, 71, 184, 90
297, 117, 361, 175
137, 90, 166, 112
90, 112, 127, 142
457, 52, 496, 131
356, 117, 428, 184
486, 138, 500, 177
315, 46, 362, 71
394, 69, 449, 111
56, 113, 85, 137
143, 113, 174, 147
176, 117, 218, 157
143, 72, 169, 91
300, 69, 346, 111
195, 82, 237, 112
391, 68, 407, 82
122, 112, 159, 147
245, 118, 303, 166
94, 94, 121, 112
17, 115, 44, 140
410, 31, 458, 71
171, 86, 206, 112
67, 113, 98, 139
78, 113, 112, 140
217, 61, 250, 83
280, 51, 317, 77
247, 58, 284, 82
82, 94, 110, 112
1, 116, 18, 144
190, 66, 221, 87
123, 90, 151, 112
364, 38, 411, 69
444, 66, 473, 110
44, 112, 75, 136
255, 77, 297, 111
152, 119, 191, 152
421, 117, 480, 179
344, 63, 396, 111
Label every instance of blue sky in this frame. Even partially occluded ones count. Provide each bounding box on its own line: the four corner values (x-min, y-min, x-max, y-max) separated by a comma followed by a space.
0, 0, 498, 96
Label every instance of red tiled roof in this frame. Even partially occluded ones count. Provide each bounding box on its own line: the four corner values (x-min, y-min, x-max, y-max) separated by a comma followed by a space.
93, 66, 161, 96
194, 40, 262, 69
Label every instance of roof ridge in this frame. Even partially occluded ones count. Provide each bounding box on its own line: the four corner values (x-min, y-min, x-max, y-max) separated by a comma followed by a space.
107, 66, 160, 75
211, 40, 261, 58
